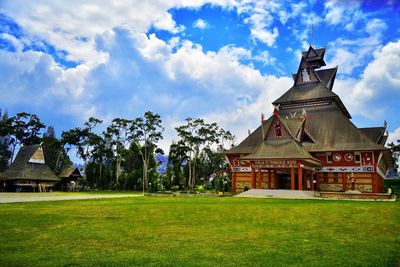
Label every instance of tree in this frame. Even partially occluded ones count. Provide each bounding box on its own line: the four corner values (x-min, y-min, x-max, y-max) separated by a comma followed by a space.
0, 110, 12, 171
9, 112, 46, 161
131, 111, 164, 191
105, 118, 133, 185
388, 140, 400, 172
42, 126, 72, 174
175, 118, 221, 189
61, 127, 90, 162
61, 117, 102, 167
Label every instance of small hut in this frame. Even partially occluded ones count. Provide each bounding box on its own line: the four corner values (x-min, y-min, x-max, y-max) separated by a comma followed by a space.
58, 167, 82, 191
0, 144, 60, 192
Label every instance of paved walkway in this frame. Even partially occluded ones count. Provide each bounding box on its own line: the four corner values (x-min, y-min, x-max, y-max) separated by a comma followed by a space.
235, 189, 320, 199
0, 193, 143, 204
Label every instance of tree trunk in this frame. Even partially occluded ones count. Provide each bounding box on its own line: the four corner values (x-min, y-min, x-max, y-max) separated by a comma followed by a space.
116, 157, 121, 186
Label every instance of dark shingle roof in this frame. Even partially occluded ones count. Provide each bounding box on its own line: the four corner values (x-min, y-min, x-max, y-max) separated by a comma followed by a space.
273, 82, 338, 104
0, 145, 60, 181
59, 167, 82, 178
359, 127, 386, 144
224, 117, 273, 154
241, 139, 316, 160
299, 106, 385, 151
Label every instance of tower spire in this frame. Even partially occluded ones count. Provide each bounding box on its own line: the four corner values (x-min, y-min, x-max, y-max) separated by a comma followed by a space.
311, 23, 314, 47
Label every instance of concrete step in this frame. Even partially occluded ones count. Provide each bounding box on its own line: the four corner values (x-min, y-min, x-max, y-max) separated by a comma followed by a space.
235, 189, 319, 199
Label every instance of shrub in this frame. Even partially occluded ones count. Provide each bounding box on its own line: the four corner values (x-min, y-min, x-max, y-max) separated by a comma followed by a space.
171, 185, 179, 192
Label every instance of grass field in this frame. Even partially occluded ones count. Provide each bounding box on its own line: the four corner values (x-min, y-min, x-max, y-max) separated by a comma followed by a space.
0, 197, 399, 267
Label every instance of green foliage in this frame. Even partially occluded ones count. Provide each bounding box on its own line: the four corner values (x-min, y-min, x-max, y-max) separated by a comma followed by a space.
42, 126, 72, 174
172, 118, 234, 190
0, 110, 12, 172
385, 179, 400, 194
388, 140, 400, 172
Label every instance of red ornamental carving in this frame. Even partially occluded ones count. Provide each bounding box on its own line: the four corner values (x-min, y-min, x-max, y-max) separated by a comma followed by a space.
233, 157, 240, 167
333, 153, 342, 161
344, 153, 353, 161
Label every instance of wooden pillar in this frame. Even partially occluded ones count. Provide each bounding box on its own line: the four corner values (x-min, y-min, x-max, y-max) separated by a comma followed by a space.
342, 172, 347, 192
311, 171, 314, 191
251, 165, 256, 189
372, 172, 378, 193
232, 172, 236, 192
291, 166, 295, 190
274, 170, 278, 189
316, 173, 319, 191
298, 163, 303, 191
267, 170, 271, 189
258, 168, 262, 189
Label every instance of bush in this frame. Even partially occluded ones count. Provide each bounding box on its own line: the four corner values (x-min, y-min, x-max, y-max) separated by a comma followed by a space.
195, 185, 206, 193
384, 179, 400, 194
171, 185, 179, 192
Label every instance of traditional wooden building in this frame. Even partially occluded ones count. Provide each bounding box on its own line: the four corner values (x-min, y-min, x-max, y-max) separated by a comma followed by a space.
0, 144, 60, 192
58, 167, 82, 191
225, 46, 392, 193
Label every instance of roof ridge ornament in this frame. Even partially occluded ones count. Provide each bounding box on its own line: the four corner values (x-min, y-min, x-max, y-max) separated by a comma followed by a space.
273, 104, 280, 116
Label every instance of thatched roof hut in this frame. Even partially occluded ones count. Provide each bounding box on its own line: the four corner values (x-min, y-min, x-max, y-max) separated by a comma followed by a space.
59, 167, 82, 180
0, 144, 60, 191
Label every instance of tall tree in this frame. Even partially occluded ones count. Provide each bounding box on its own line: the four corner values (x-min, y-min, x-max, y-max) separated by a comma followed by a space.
42, 126, 72, 174
61, 117, 102, 167
131, 111, 164, 191
0, 110, 13, 171
105, 118, 133, 185
175, 118, 220, 189
9, 112, 46, 160
61, 127, 90, 162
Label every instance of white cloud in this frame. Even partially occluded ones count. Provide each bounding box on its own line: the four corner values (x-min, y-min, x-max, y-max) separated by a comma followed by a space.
237, 1, 281, 46
324, 0, 363, 27
193, 18, 208, 29
334, 39, 400, 120
387, 127, 400, 145
366, 18, 387, 35
81, 27, 293, 151
0, 0, 225, 65
154, 12, 185, 34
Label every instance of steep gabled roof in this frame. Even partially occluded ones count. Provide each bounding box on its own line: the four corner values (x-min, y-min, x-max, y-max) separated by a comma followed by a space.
301, 46, 326, 69
298, 105, 386, 151
224, 117, 273, 154
59, 167, 82, 179
316, 67, 337, 90
359, 127, 386, 145
241, 139, 320, 165
0, 144, 60, 181
292, 67, 337, 90
273, 82, 339, 104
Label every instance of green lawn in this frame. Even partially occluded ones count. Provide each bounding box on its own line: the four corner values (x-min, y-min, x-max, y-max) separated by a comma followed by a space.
0, 197, 399, 267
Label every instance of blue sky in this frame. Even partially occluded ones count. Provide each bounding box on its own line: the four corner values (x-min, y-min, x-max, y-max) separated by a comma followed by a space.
1, 0, 400, 163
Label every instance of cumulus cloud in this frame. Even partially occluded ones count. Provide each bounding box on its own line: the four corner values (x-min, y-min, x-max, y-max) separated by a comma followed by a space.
324, 0, 363, 28
334, 39, 400, 121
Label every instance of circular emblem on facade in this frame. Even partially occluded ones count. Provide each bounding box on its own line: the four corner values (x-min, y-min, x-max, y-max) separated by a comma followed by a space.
344, 153, 353, 161
333, 153, 342, 161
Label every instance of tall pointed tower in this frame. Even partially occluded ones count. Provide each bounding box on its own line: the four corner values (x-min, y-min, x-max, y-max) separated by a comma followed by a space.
224, 46, 392, 195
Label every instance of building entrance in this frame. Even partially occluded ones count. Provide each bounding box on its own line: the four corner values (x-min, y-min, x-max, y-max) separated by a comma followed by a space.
278, 174, 291, 189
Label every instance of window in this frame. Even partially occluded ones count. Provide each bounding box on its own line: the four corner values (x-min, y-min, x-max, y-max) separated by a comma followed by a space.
333, 173, 338, 183
274, 122, 282, 137
355, 152, 361, 163
323, 172, 328, 183
301, 68, 311, 82
326, 152, 332, 164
